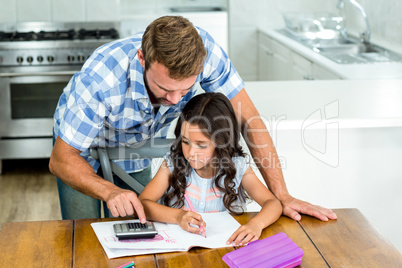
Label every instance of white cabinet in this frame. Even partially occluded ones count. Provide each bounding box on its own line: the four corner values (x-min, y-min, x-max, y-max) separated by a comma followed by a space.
258, 33, 291, 80
258, 31, 341, 81
257, 41, 272, 80
290, 51, 313, 80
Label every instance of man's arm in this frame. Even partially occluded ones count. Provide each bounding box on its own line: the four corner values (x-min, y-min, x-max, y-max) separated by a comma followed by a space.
230, 88, 337, 221
49, 137, 146, 221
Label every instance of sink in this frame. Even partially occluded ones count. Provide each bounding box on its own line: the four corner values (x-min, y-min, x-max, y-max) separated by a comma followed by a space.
170, 6, 224, 13
305, 38, 356, 47
277, 29, 402, 64
316, 44, 362, 54
316, 42, 402, 64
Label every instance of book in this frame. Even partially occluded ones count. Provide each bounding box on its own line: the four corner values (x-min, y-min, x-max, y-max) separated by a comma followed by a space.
91, 211, 241, 259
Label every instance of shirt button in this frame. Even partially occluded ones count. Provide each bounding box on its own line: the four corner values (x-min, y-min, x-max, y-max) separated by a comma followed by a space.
203, 181, 207, 185
200, 202, 204, 206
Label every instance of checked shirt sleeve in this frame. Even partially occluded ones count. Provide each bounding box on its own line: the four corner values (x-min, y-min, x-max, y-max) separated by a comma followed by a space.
199, 29, 245, 100
57, 72, 108, 152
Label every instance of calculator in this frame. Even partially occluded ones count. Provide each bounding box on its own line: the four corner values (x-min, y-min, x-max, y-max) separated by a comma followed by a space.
113, 221, 158, 239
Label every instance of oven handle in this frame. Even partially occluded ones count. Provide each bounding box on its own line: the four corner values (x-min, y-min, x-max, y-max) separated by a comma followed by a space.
0, 71, 77, 77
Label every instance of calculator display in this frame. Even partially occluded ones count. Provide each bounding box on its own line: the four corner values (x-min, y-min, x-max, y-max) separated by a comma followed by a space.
113, 221, 158, 239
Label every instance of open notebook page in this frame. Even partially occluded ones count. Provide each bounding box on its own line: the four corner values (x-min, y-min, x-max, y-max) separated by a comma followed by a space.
167, 212, 241, 250
91, 212, 241, 258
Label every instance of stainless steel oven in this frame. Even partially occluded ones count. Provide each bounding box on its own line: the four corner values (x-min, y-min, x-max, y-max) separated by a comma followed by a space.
0, 71, 73, 165
0, 22, 119, 173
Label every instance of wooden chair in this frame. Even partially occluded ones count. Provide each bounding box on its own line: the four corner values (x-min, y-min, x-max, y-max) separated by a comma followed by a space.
90, 139, 175, 194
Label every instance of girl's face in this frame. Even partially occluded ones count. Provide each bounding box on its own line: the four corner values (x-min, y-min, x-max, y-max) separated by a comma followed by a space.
180, 121, 216, 175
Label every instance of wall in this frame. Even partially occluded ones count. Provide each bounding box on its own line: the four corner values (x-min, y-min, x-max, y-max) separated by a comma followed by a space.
0, 0, 228, 23
118, 1, 229, 54
120, 0, 227, 15
343, 0, 402, 55
229, 0, 402, 80
0, 0, 120, 22
228, 0, 281, 81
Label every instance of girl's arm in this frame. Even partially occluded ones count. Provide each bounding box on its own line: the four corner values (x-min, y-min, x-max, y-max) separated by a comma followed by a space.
226, 166, 282, 246
139, 160, 206, 234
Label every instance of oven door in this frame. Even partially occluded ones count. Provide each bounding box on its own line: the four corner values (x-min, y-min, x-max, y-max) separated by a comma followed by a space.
0, 72, 74, 138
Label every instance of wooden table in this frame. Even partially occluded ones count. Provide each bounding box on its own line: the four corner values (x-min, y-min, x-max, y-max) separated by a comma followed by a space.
0, 209, 401, 267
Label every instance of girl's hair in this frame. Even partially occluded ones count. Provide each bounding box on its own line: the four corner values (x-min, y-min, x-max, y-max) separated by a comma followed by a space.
142, 16, 207, 80
163, 92, 246, 214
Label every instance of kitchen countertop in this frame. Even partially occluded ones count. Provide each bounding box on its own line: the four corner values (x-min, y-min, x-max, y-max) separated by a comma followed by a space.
244, 79, 402, 128
259, 28, 402, 80
242, 79, 402, 253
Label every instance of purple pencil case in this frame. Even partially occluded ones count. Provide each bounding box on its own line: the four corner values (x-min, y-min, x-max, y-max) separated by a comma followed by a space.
222, 232, 304, 268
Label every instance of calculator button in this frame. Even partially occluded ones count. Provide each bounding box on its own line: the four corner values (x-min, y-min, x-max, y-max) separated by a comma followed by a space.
122, 224, 128, 232
115, 225, 122, 232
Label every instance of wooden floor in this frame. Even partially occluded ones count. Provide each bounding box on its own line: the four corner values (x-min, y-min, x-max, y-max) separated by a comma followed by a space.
0, 159, 61, 228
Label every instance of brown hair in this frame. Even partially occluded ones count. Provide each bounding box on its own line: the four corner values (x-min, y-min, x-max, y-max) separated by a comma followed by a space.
163, 92, 246, 215
141, 16, 207, 80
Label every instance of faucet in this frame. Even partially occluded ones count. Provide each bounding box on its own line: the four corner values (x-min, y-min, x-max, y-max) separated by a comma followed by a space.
337, 0, 371, 43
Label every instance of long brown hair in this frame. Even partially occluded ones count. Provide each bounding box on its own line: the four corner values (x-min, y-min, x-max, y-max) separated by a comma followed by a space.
142, 16, 207, 80
163, 92, 246, 214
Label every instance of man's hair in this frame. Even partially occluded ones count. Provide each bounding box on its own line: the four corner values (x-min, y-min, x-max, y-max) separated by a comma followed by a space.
141, 16, 207, 80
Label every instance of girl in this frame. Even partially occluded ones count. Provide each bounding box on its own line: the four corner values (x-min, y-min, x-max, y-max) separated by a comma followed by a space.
139, 92, 282, 246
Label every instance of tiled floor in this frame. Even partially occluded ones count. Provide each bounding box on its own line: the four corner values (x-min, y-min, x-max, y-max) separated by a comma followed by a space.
0, 159, 61, 227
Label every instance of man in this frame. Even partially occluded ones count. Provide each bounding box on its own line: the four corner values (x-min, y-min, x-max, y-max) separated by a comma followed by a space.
49, 16, 336, 222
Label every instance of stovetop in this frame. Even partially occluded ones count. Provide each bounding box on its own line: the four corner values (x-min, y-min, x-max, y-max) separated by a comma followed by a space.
0, 21, 120, 68
0, 28, 118, 42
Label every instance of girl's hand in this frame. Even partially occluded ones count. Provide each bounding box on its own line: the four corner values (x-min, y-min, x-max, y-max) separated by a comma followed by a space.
226, 222, 262, 246
176, 210, 206, 235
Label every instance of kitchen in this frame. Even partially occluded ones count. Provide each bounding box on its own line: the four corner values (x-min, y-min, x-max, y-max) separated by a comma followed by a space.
0, 0, 401, 258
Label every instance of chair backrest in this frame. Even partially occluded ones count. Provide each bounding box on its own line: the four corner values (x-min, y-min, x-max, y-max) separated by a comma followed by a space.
90, 138, 175, 194
90, 139, 175, 160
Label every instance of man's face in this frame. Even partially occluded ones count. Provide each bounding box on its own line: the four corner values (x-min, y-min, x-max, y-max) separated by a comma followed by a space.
138, 49, 197, 106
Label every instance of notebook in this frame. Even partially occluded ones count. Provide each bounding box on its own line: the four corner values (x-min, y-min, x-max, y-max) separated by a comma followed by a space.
91, 211, 241, 259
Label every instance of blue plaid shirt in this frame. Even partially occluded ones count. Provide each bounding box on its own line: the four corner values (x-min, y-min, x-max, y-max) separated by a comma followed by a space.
53, 27, 245, 173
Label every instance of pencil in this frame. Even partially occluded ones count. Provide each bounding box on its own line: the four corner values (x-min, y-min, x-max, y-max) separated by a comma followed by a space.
184, 193, 207, 238
116, 261, 135, 268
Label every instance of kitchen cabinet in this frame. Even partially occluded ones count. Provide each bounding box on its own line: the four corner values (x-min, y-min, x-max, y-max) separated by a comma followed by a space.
290, 51, 313, 80
258, 31, 341, 81
258, 32, 290, 80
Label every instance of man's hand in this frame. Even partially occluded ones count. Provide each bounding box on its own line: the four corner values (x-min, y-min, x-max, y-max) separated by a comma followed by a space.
281, 195, 337, 221
106, 188, 146, 222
